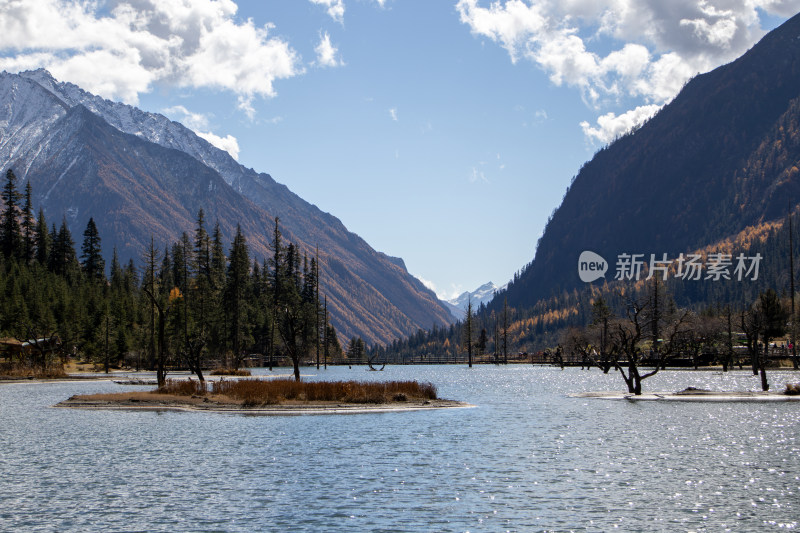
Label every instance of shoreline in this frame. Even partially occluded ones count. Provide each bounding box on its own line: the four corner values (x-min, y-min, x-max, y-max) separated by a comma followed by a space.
571, 390, 800, 402
54, 394, 472, 415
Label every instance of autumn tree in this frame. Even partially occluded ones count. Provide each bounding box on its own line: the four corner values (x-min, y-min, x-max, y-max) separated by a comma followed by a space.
607, 294, 691, 395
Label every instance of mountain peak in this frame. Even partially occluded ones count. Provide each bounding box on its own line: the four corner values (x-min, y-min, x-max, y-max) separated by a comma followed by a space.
443, 281, 506, 321
0, 69, 453, 345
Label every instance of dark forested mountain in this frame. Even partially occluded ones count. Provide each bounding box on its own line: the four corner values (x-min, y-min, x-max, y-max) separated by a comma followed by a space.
497, 12, 800, 312
0, 70, 452, 345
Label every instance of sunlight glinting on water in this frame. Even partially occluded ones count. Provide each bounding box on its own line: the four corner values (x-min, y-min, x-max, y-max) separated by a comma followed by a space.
1, 365, 799, 531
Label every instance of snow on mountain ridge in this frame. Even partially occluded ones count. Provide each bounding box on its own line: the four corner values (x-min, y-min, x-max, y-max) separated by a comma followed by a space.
17, 69, 244, 185
443, 281, 507, 320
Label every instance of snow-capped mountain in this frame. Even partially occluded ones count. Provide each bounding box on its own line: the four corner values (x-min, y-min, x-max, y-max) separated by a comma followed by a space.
444, 282, 507, 320
0, 69, 453, 345
17, 69, 247, 189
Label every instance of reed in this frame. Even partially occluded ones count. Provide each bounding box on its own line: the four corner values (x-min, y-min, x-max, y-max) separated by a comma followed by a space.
210, 379, 437, 406
156, 378, 206, 396
209, 368, 252, 376
0, 364, 67, 379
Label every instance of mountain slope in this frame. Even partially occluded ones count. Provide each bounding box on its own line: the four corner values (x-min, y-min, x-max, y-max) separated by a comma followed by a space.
0, 70, 452, 344
497, 12, 800, 311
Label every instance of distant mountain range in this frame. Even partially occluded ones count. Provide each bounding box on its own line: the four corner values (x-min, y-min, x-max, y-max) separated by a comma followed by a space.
493, 12, 800, 313
444, 282, 506, 320
0, 69, 453, 344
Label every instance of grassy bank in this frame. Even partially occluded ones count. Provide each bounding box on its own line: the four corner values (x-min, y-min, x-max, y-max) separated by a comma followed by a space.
156, 378, 437, 406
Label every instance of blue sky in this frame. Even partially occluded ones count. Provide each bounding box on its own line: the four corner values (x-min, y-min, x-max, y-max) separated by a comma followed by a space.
1, 1, 798, 300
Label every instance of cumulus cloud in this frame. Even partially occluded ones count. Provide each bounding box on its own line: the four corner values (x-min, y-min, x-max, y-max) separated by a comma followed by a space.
309, 0, 345, 23
0, 0, 303, 115
416, 275, 438, 294
196, 131, 241, 160
163, 105, 210, 131
162, 105, 240, 160
314, 32, 343, 67
456, 0, 800, 140
389, 108, 398, 121
580, 104, 662, 144
310, 0, 387, 20
415, 275, 462, 301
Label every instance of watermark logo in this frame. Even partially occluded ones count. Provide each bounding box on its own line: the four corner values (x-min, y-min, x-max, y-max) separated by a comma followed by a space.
578, 251, 763, 283
578, 251, 608, 282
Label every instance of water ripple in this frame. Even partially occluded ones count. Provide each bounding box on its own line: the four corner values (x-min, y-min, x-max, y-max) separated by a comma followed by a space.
1, 366, 799, 531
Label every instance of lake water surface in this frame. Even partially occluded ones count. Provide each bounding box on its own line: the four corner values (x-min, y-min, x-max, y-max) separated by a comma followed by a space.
1, 365, 799, 532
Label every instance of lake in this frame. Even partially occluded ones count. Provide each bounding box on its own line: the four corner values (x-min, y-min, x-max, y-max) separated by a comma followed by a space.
1, 365, 799, 532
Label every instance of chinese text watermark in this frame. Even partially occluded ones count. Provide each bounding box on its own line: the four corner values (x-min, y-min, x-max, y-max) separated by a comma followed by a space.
579, 251, 762, 282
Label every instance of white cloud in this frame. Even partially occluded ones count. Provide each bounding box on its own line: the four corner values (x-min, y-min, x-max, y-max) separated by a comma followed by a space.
196, 131, 241, 161
309, 0, 345, 23
0, 0, 303, 114
417, 274, 438, 293
469, 167, 490, 184
456, 0, 800, 140
162, 105, 240, 160
163, 105, 210, 131
415, 274, 462, 301
314, 32, 343, 67
580, 104, 662, 144
389, 108, 398, 121
309, 0, 387, 21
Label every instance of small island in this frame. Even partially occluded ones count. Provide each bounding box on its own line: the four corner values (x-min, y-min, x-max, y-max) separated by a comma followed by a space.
55, 378, 470, 415
571, 385, 800, 402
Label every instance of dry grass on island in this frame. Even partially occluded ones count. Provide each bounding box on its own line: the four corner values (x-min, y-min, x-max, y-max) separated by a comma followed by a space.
57, 378, 469, 414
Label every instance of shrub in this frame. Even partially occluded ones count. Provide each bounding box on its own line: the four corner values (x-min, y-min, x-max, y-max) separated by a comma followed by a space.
156, 378, 206, 396
208, 379, 437, 406
210, 368, 252, 376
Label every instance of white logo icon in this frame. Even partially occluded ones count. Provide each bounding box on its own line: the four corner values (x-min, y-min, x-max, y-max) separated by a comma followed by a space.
578, 251, 607, 282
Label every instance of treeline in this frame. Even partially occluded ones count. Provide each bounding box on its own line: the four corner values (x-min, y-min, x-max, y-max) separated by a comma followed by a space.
0, 169, 343, 384
378, 213, 800, 363
559, 284, 796, 394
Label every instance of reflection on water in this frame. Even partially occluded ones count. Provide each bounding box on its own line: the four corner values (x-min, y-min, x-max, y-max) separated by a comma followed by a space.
1, 366, 799, 531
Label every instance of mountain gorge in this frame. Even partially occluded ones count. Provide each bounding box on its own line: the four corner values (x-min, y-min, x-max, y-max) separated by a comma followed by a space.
0, 70, 453, 345
495, 12, 800, 313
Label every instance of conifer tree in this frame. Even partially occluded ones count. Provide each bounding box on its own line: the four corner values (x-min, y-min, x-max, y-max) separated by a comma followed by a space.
50, 218, 78, 282
225, 224, 251, 369
35, 208, 50, 266
465, 297, 474, 368
21, 182, 35, 265
0, 169, 22, 260
110, 247, 124, 291
80, 217, 105, 282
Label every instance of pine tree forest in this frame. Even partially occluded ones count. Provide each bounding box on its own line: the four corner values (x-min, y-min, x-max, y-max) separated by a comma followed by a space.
0, 169, 344, 383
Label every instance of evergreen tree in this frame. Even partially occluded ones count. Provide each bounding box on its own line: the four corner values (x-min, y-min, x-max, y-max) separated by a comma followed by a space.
209, 222, 227, 356
465, 297, 474, 368
80, 217, 105, 282
0, 169, 22, 260
35, 208, 50, 266
210, 222, 226, 291
225, 224, 251, 369
110, 247, 124, 291
50, 218, 78, 282
21, 182, 35, 265
194, 209, 210, 279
